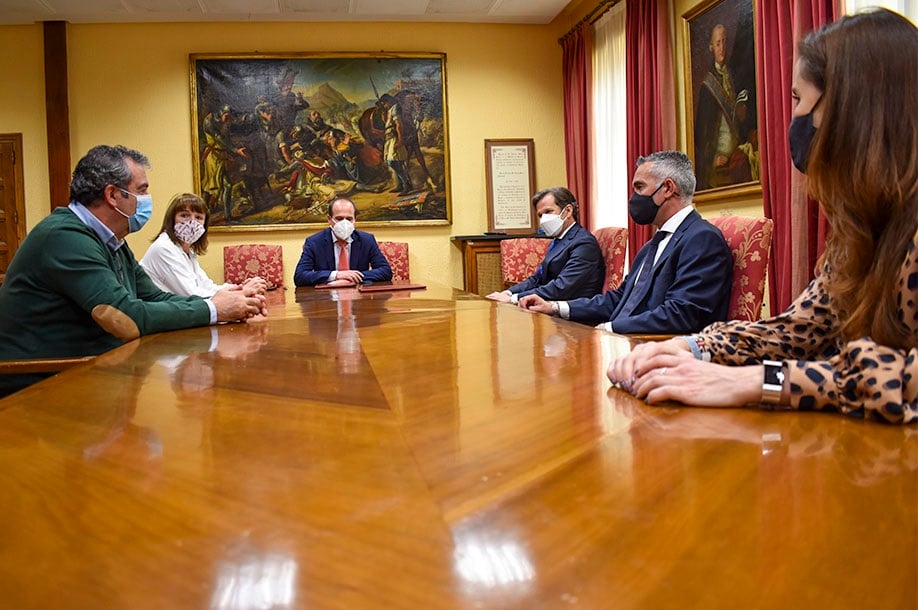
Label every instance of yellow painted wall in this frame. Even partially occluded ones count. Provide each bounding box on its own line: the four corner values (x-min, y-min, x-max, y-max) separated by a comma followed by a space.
0, 25, 50, 217
0, 20, 567, 289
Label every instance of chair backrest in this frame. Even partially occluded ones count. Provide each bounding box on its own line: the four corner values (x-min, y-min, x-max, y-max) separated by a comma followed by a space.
377, 241, 410, 281
592, 226, 629, 291
500, 238, 551, 286
709, 216, 774, 322
223, 244, 284, 289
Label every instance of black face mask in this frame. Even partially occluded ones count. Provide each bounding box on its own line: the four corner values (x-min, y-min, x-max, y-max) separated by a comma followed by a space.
788, 106, 818, 173
628, 183, 664, 225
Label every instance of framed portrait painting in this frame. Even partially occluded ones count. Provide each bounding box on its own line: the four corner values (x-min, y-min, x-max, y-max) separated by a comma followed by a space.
683, 0, 761, 201
190, 53, 451, 230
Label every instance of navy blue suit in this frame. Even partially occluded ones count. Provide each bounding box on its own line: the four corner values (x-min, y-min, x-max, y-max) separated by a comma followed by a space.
508, 224, 605, 300
569, 210, 732, 334
294, 228, 392, 286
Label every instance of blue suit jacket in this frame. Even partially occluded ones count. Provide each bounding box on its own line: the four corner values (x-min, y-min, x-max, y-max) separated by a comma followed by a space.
569, 209, 733, 333
294, 228, 393, 286
509, 224, 605, 300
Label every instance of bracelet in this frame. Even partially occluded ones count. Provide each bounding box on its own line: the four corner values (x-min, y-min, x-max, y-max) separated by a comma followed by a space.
678, 335, 711, 361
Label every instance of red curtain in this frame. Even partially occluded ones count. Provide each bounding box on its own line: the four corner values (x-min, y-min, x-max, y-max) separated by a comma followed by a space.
561, 24, 594, 230
756, 0, 839, 313
625, 0, 676, 263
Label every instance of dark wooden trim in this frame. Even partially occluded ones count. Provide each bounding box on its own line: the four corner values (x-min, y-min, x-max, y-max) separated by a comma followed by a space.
43, 21, 71, 210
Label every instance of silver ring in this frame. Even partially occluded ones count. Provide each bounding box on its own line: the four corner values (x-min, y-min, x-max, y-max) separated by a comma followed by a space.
659, 367, 667, 377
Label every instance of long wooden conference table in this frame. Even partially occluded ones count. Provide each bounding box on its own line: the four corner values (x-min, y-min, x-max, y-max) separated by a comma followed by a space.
0, 283, 914, 609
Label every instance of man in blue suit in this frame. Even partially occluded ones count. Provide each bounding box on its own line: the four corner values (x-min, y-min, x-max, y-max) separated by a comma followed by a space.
487, 187, 605, 303
520, 151, 732, 334
293, 197, 392, 287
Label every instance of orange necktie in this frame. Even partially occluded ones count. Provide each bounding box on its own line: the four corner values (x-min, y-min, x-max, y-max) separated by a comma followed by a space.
337, 239, 349, 271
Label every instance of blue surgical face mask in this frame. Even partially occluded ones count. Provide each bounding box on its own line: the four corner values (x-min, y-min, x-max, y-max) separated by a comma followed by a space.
115, 187, 153, 233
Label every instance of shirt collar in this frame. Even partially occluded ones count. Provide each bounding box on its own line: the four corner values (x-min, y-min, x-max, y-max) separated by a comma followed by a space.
556, 221, 577, 241
659, 205, 694, 234
68, 201, 123, 251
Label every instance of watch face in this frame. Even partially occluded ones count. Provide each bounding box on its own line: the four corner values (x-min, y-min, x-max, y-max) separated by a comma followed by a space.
764, 361, 784, 387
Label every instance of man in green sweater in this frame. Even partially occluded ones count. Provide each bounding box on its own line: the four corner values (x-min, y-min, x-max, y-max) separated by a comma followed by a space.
0, 144, 266, 395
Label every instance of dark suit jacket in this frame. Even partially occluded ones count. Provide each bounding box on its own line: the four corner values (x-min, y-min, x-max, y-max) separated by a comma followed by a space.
569, 209, 733, 334
294, 228, 393, 286
508, 224, 605, 300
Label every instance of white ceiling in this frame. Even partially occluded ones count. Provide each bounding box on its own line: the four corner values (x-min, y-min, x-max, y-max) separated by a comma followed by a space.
0, 0, 573, 25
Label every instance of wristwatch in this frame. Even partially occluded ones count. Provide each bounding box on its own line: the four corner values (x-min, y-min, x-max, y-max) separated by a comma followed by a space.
761, 360, 785, 404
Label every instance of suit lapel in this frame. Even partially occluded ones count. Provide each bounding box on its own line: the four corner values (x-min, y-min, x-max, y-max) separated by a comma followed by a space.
609, 244, 651, 318
651, 210, 699, 272
347, 230, 362, 268
544, 224, 579, 268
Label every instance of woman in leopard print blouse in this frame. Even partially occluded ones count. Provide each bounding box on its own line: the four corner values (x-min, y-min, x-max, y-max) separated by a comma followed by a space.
608, 8, 917, 424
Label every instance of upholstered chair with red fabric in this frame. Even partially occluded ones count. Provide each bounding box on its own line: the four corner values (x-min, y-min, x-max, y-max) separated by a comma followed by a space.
709, 216, 774, 322
377, 241, 410, 281
223, 244, 285, 290
500, 238, 551, 286
591, 226, 629, 291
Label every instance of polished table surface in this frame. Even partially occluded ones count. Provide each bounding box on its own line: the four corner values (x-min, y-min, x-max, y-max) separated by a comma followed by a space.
0, 284, 914, 609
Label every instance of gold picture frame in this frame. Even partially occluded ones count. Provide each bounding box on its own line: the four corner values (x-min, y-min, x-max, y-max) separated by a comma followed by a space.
190, 52, 451, 231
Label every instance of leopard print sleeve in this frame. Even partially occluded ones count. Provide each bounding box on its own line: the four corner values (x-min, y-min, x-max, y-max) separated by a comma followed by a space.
699, 229, 918, 424
696, 271, 841, 366
783, 341, 918, 423
783, 233, 918, 424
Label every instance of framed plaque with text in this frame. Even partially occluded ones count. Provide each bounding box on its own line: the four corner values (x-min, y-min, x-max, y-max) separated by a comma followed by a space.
485, 139, 536, 234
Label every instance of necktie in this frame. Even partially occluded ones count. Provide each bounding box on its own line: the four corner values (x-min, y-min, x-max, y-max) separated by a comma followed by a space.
617, 230, 669, 317
537, 239, 560, 277
337, 239, 349, 271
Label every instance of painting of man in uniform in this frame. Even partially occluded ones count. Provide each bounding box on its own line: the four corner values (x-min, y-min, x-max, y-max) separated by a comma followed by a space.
684, 0, 759, 195
192, 53, 451, 229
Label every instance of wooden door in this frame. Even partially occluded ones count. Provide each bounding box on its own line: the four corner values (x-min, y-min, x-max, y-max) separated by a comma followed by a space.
0, 134, 26, 281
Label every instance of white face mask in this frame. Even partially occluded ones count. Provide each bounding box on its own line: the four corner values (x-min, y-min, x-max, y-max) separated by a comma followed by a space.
174, 220, 206, 245
539, 212, 564, 237
332, 219, 355, 241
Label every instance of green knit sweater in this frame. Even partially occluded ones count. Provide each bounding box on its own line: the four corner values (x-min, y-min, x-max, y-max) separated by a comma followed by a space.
0, 207, 212, 392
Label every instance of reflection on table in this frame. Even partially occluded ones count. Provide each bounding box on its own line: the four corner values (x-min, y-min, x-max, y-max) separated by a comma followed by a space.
0, 284, 913, 609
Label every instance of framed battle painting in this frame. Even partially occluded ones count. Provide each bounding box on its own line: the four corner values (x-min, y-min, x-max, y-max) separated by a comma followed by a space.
683, 0, 761, 202
190, 53, 451, 230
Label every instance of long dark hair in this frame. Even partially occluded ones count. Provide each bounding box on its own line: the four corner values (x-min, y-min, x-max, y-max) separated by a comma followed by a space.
799, 8, 917, 349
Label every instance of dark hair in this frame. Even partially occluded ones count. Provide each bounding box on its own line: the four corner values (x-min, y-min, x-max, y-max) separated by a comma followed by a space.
69, 145, 149, 207
158, 193, 211, 255
327, 197, 357, 219
799, 8, 917, 349
635, 150, 696, 198
532, 187, 579, 223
